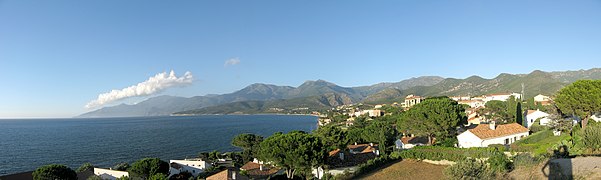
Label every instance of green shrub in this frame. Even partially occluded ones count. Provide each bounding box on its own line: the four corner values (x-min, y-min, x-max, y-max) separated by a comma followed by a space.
395, 146, 496, 162
583, 125, 601, 151
77, 162, 94, 173
530, 120, 548, 133
486, 150, 511, 173
444, 159, 495, 180
512, 153, 544, 168
86, 175, 102, 180
128, 158, 169, 179
32, 164, 77, 180
487, 144, 508, 151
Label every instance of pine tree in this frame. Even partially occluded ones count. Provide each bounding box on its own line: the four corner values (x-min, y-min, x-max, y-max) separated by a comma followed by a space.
516, 102, 524, 127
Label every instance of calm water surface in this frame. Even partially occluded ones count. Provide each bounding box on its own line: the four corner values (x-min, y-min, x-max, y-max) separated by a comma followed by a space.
0, 115, 317, 175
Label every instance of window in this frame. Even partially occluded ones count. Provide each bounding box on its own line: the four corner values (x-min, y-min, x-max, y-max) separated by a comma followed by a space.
505, 138, 509, 144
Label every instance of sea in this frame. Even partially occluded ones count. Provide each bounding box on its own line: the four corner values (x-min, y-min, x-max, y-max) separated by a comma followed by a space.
0, 115, 317, 175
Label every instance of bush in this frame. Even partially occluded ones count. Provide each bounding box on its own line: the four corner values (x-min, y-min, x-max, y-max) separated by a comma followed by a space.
512, 153, 544, 168
530, 120, 548, 133
582, 125, 601, 151
112, 162, 130, 171
486, 150, 511, 173
444, 159, 495, 180
32, 164, 77, 180
394, 146, 497, 162
148, 173, 168, 180
86, 175, 102, 180
487, 144, 508, 151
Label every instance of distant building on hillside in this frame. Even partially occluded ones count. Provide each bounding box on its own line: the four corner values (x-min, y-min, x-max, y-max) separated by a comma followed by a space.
169, 159, 211, 177
524, 109, 551, 128
404, 95, 424, 108
483, 93, 522, 102
534, 94, 552, 105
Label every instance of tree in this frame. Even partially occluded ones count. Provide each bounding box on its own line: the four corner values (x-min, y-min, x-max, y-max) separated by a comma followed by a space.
148, 173, 168, 180
231, 133, 264, 162
258, 131, 327, 179
555, 80, 601, 129
516, 102, 524, 127
397, 97, 466, 144
77, 162, 94, 173
479, 100, 510, 123
112, 162, 130, 171
128, 158, 169, 179
32, 164, 77, 180
362, 121, 395, 154
314, 125, 347, 150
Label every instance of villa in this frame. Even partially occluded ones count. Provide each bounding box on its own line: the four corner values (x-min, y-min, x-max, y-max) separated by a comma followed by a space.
93, 168, 129, 180
169, 158, 212, 177
457, 122, 529, 148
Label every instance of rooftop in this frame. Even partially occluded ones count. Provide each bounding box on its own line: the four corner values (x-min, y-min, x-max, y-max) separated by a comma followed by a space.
467, 123, 528, 139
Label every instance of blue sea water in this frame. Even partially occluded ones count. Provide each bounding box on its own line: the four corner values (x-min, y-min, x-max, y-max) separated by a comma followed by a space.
0, 115, 317, 175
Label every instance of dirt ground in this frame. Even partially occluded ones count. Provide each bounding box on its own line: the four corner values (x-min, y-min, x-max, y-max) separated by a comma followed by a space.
509, 156, 601, 180
359, 159, 448, 180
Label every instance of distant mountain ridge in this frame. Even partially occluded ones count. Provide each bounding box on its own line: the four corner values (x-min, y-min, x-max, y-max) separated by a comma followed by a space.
78, 68, 601, 117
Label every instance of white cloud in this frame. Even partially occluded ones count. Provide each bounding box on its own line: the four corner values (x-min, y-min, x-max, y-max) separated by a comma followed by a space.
85, 70, 193, 109
224, 58, 240, 67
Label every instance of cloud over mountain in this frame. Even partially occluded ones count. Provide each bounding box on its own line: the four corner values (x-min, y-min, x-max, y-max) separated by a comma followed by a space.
85, 70, 193, 109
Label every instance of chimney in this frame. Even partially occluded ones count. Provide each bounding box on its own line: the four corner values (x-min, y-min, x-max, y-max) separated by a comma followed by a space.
489, 121, 496, 130
354, 142, 357, 145
376, 150, 380, 156
232, 171, 237, 179
259, 164, 264, 171
339, 152, 344, 160
369, 143, 374, 147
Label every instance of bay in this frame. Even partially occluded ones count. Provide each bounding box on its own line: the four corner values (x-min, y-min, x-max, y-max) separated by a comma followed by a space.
0, 115, 317, 175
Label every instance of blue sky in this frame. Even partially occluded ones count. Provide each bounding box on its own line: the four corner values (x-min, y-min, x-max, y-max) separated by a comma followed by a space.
1, 0, 600, 118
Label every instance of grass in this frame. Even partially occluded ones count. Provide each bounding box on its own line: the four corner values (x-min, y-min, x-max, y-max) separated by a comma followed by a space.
358, 159, 448, 180
510, 129, 571, 155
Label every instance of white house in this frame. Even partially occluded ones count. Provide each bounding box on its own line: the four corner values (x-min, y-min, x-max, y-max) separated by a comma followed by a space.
169, 159, 212, 177
457, 122, 529, 148
534, 94, 552, 105
458, 100, 485, 108
404, 95, 424, 108
93, 168, 129, 180
525, 110, 551, 128
395, 136, 429, 150
483, 93, 522, 103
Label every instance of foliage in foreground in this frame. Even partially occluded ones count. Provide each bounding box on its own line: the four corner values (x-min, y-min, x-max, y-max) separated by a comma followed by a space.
444, 159, 496, 180
32, 164, 77, 180
258, 131, 327, 179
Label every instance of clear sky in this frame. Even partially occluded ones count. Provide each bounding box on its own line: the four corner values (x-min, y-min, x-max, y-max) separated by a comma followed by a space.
1, 0, 600, 118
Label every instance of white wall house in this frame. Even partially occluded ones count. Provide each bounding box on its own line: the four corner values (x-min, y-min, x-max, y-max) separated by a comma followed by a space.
457, 122, 529, 148
169, 159, 212, 177
525, 110, 551, 128
458, 100, 485, 108
395, 136, 429, 150
93, 168, 129, 180
483, 93, 522, 103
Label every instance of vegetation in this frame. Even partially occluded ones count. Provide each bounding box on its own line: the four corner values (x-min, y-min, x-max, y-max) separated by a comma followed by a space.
582, 125, 601, 151
32, 164, 77, 180
393, 146, 497, 162
76, 162, 94, 173
128, 158, 169, 179
555, 79, 601, 129
486, 150, 511, 173
112, 162, 130, 171
314, 125, 347, 150
258, 131, 327, 179
361, 121, 396, 154
510, 130, 571, 155
516, 102, 523, 126
231, 133, 264, 162
444, 159, 496, 180
398, 97, 466, 144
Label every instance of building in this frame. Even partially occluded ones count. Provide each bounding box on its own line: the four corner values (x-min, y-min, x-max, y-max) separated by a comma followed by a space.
169, 159, 212, 177
206, 168, 249, 180
450, 96, 471, 101
93, 168, 129, 180
457, 122, 529, 148
483, 93, 522, 102
404, 95, 425, 108
240, 159, 281, 179
525, 109, 551, 128
534, 94, 552, 105
395, 136, 429, 150
458, 100, 485, 108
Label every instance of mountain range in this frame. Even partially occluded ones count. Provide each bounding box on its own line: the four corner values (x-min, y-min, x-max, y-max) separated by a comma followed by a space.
78, 68, 601, 117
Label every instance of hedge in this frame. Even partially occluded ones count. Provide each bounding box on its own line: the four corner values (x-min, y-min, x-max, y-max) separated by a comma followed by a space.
391, 146, 498, 162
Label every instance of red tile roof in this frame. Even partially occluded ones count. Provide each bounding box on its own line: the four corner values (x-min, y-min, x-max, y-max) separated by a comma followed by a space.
347, 144, 378, 153
467, 123, 529, 139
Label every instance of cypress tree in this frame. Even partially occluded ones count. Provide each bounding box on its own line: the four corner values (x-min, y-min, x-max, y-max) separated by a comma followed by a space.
516, 102, 524, 127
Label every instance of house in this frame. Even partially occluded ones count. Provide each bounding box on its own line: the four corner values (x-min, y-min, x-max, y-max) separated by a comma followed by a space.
404, 95, 424, 108
93, 168, 129, 180
450, 96, 471, 101
348, 143, 379, 155
395, 136, 429, 149
458, 100, 485, 108
534, 94, 552, 105
525, 109, 551, 128
240, 159, 281, 179
483, 93, 522, 103
169, 158, 212, 177
457, 122, 529, 148
207, 168, 249, 180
